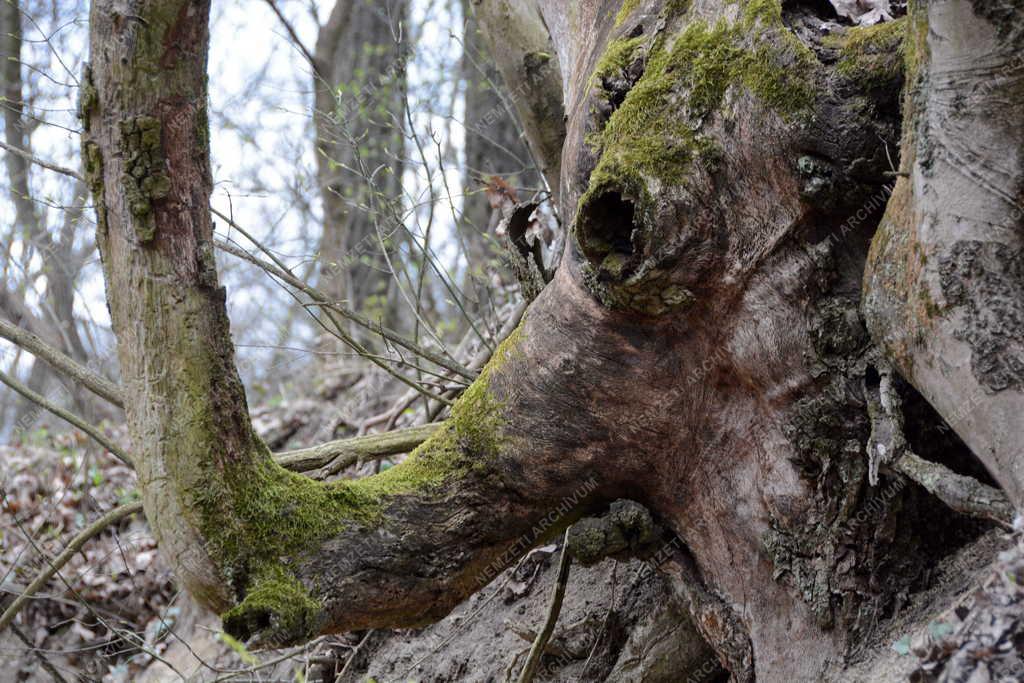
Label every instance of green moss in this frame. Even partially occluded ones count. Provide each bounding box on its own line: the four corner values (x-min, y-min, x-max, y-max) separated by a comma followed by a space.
592, 35, 645, 92
119, 116, 171, 242
826, 18, 906, 88
580, 0, 817, 229
206, 322, 525, 635
221, 566, 321, 643
615, 0, 642, 27
903, 4, 930, 80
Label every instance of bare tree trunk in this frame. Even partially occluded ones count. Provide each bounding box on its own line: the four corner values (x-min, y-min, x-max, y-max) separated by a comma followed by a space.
1, 0, 36, 236
82, 0, 1022, 680
313, 0, 408, 329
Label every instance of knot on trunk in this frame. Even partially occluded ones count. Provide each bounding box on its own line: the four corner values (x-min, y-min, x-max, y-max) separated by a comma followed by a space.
567, 499, 659, 566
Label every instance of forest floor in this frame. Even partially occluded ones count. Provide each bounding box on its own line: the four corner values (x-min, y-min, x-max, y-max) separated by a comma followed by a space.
1, 368, 1020, 682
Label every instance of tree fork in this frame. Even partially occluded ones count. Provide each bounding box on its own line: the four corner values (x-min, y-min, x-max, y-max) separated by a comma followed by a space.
83, 1, 1022, 680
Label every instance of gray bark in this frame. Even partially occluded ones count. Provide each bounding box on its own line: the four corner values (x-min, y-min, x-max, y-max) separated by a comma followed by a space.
863, 1, 1024, 505
313, 0, 408, 328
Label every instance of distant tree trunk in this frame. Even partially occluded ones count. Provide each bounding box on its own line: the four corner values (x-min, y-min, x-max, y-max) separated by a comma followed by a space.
1, 0, 90, 427
1, 0, 36, 237
313, 0, 408, 331
458, 0, 540, 296
84, 1, 1023, 680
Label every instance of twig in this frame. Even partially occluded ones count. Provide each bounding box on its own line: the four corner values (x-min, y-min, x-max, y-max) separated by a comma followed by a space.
335, 629, 372, 681
262, 0, 318, 75
215, 239, 476, 381
0, 140, 84, 181
11, 622, 70, 683
893, 452, 1014, 528
517, 529, 572, 683
210, 637, 325, 682
0, 368, 131, 465
0, 317, 124, 408
0, 501, 144, 634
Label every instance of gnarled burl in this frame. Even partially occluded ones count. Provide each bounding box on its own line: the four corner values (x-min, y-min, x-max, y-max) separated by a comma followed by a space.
83, 0, 1023, 680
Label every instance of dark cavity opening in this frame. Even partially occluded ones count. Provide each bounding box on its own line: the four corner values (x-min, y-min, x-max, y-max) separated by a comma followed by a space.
900, 380, 1000, 487
223, 606, 272, 643
783, 0, 840, 21
579, 191, 637, 258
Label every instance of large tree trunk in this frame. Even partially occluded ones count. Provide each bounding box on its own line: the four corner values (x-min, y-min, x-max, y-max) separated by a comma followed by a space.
863, 1, 1024, 505
313, 0, 408, 329
83, 0, 1021, 680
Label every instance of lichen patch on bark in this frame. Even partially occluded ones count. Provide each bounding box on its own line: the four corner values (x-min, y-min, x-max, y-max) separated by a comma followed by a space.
119, 116, 171, 242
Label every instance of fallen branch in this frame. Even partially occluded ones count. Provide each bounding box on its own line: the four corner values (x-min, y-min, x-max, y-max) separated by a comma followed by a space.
10, 622, 69, 683
0, 317, 124, 408
517, 529, 572, 683
0, 501, 144, 634
893, 452, 1014, 528
275, 422, 441, 474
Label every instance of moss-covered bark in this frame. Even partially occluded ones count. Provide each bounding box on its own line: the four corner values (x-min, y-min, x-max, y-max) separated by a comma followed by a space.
83, 1, 1020, 680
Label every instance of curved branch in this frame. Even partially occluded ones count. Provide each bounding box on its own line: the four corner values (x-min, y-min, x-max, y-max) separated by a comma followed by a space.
0, 501, 144, 633
0, 317, 124, 408
0, 367, 130, 464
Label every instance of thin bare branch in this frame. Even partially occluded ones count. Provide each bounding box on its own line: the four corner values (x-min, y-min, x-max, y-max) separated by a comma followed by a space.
0, 367, 131, 464
214, 238, 476, 380
0, 139, 83, 181
0, 317, 124, 407
0, 501, 144, 634
262, 0, 318, 75
517, 529, 572, 683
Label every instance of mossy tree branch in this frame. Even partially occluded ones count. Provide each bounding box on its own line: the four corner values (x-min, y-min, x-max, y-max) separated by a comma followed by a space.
81, 2, 1019, 680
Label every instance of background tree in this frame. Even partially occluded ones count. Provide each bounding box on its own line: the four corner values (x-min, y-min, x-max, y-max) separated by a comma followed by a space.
313, 0, 409, 331
3, 1, 1023, 681
458, 0, 540, 302
1, 0, 93, 428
